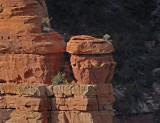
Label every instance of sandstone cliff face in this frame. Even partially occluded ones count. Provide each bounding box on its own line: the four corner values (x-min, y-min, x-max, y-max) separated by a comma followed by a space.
0, 0, 66, 84
0, 83, 114, 123
0, 1, 115, 123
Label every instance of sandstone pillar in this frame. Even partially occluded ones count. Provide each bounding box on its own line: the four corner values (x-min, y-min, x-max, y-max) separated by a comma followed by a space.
67, 35, 116, 84
66, 35, 116, 123
0, 0, 66, 85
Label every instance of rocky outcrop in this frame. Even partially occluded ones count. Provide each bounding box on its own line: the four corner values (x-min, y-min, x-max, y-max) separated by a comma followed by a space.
66, 35, 116, 123
0, 1, 116, 123
67, 35, 116, 85
0, 0, 66, 84
0, 54, 65, 84
0, 83, 114, 123
66, 35, 114, 54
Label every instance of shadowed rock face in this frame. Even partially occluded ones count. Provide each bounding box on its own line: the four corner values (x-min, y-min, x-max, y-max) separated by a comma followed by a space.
67, 35, 116, 84
0, 0, 66, 85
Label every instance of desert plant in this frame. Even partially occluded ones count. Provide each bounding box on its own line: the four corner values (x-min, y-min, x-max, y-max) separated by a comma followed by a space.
41, 17, 54, 32
42, 17, 50, 26
103, 34, 112, 42
52, 72, 65, 85
0, 8, 3, 13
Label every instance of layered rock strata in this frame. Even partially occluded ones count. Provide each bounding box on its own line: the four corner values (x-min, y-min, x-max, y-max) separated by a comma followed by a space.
0, 0, 66, 84
67, 35, 116, 85
0, 83, 114, 123
66, 35, 116, 123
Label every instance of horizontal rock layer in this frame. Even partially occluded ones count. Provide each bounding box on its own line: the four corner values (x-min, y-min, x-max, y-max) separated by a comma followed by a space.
0, 32, 66, 54
67, 35, 114, 54
0, 0, 66, 85
0, 109, 49, 123
0, 83, 115, 123
0, 54, 65, 85
0, 0, 48, 34
67, 35, 116, 85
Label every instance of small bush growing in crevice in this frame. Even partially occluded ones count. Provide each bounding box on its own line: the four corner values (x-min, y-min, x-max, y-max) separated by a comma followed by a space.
0, 8, 3, 13
52, 72, 65, 85
103, 34, 112, 42
41, 17, 54, 32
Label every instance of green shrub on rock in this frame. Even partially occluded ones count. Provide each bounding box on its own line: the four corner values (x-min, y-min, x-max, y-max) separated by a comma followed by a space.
0, 8, 3, 13
52, 72, 65, 85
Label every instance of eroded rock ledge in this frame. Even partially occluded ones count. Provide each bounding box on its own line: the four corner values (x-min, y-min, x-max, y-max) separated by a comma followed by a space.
0, 0, 66, 85
0, 83, 114, 123
0, 1, 116, 123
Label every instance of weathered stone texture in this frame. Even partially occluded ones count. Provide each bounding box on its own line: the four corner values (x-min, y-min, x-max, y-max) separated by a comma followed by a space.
65, 35, 115, 122
0, 0, 66, 85
0, 83, 114, 123
66, 35, 114, 54
0, 109, 50, 123
0, 32, 66, 54
0, 54, 65, 84
51, 110, 113, 123
0, 0, 48, 32
0, 1, 115, 123
70, 54, 116, 84
67, 35, 116, 85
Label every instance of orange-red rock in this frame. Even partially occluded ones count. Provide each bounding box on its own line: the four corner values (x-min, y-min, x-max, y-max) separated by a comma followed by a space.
0, 54, 65, 84
0, 0, 48, 34
70, 54, 116, 84
67, 35, 116, 84
0, 32, 66, 54
0, 0, 115, 122
67, 35, 114, 54
0, 109, 50, 123
0, 95, 49, 111
51, 110, 114, 123
66, 35, 115, 123
0, 83, 115, 123
0, 0, 66, 84
0, 0, 66, 54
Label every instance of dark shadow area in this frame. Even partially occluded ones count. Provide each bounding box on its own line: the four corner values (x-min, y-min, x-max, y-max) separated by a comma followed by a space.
0, 109, 13, 123
113, 113, 153, 123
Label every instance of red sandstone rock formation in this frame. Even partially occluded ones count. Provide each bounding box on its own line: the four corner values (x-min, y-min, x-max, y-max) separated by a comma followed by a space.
0, 1, 115, 123
67, 35, 114, 54
0, 0, 66, 84
67, 35, 116, 84
66, 35, 116, 123
0, 83, 114, 123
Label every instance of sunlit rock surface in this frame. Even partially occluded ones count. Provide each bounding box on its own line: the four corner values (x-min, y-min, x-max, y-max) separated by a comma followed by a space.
0, 0, 66, 85
0, 83, 114, 123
